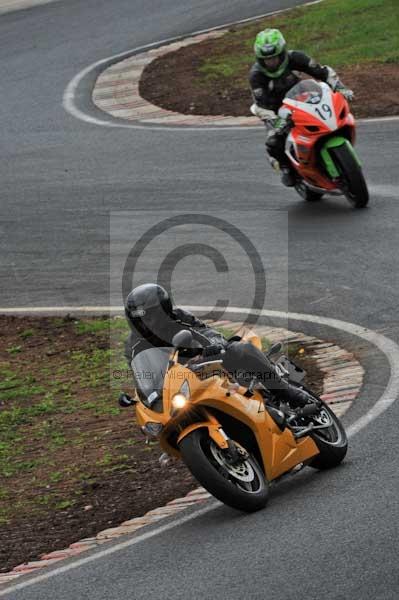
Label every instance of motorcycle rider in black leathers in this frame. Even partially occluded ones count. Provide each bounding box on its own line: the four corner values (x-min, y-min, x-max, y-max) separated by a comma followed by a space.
124, 283, 311, 407
250, 28, 353, 187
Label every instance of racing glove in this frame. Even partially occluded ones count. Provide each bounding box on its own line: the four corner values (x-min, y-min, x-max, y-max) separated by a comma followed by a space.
338, 87, 354, 102
325, 66, 354, 101
250, 103, 277, 123
202, 344, 225, 358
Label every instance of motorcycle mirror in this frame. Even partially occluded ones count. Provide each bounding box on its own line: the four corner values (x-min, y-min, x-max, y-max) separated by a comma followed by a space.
118, 392, 137, 408
172, 329, 194, 349
267, 342, 282, 357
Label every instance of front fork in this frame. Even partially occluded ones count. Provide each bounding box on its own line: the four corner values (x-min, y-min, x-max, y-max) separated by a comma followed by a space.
320, 136, 361, 179
176, 410, 229, 450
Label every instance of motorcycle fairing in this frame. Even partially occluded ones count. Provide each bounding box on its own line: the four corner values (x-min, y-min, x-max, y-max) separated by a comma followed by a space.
136, 354, 319, 482
283, 81, 339, 131
188, 387, 319, 481
160, 364, 318, 480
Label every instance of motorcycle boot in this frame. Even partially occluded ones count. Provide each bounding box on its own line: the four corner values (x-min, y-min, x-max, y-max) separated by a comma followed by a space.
277, 380, 314, 408
265, 129, 295, 187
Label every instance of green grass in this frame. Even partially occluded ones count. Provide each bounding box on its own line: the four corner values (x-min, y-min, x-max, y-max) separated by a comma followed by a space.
215, 325, 239, 340
0, 316, 133, 521
49, 471, 64, 483
198, 0, 398, 84
0, 394, 56, 435
75, 319, 110, 335
19, 329, 34, 340
0, 382, 46, 403
5, 345, 22, 355
96, 452, 114, 467
55, 499, 76, 510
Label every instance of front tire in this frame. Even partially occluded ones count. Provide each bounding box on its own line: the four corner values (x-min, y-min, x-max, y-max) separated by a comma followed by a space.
179, 429, 269, 512
330, 144, 369, 208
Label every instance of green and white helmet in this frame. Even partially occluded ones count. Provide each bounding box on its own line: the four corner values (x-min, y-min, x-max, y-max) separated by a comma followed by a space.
254, 28, 288, 78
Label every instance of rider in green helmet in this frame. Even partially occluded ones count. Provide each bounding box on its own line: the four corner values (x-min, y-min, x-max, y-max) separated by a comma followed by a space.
254, 28, 290, 79
250, 28, 353, 187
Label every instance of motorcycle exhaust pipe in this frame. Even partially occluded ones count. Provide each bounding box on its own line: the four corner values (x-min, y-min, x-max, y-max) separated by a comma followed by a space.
294, 422, 314, 439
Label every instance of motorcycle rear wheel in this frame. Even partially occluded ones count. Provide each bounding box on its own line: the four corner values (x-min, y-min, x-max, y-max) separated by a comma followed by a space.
295, 181, 324, 202
284, 381, 348, 469
308, 399, 348, 470
179, 429, 269, 512
330, 144, 369, 208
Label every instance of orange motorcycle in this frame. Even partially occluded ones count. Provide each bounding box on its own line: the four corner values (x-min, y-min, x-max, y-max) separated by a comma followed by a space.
121, 329, 348, 512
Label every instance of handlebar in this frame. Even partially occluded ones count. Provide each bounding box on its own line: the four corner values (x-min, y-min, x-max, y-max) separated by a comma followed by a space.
187, 359, 223, 373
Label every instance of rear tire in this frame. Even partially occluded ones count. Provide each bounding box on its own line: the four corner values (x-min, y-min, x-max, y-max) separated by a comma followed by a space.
309, 400, 348, 470
285, 382, 348, 470
295, 182, 324, 202
179, 429, 269, 512
330, 144, 369, 208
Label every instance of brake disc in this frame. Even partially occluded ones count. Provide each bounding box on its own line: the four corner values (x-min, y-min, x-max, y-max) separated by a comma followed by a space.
210, 442, 255, 483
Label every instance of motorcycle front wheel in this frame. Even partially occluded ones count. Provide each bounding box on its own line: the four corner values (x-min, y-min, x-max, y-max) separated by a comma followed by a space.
330, 144, 369, 208
179, 429, 269, 512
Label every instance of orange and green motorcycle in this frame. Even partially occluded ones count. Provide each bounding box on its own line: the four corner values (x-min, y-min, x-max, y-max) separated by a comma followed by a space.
120, 329, 347, 512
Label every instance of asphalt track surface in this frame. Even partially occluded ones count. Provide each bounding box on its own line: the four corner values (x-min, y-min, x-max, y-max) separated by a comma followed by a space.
1, 0, 399, 598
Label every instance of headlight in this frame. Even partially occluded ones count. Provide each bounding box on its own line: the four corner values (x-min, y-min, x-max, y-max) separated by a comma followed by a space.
171, 380, 191, 412
172, 394, 188, 410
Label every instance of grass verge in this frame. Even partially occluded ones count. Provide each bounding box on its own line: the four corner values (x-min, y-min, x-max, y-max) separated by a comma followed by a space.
200, 0, 398, 78
140, 0, 399, 118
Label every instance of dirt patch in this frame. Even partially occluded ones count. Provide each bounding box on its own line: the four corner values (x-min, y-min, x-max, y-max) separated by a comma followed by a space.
0, 316, 321, 572
139, 35, 253, 117
140, 37, 399, 119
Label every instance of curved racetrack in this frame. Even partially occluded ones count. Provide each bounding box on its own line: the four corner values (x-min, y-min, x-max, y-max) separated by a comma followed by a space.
1, 1, 398, 598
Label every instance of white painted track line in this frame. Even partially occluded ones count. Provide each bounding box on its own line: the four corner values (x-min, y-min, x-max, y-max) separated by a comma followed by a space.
0, 503, 220, 597
2, 304, 398, 438
0, 306, 122, 314
0, 0, 58, 15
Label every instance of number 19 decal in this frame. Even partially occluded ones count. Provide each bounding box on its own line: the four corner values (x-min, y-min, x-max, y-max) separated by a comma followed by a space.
315, 104, 332, 120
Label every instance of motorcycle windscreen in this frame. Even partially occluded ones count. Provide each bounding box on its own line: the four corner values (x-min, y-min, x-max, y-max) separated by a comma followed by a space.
285, 79, 323, 104
131, 347, 171, 412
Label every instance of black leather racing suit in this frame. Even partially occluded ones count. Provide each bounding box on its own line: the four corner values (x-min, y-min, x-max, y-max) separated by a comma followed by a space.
125, 308, 287, 398
249, 50, 331, 167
